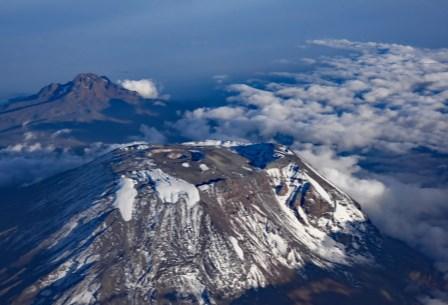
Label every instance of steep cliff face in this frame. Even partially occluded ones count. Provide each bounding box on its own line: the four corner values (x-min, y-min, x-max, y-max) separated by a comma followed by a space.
0, 142, 443, 305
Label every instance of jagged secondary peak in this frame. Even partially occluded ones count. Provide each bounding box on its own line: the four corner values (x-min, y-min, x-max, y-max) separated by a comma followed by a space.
72, 72, 110, 84
0, 142, 442, 305
14, 72, 139, 105
66, 72, 138, 101
34, 73, 111, 101
35, 81, 70, 101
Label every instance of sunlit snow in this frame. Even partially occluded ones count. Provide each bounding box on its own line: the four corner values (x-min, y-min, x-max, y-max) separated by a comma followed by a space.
144, 168, 200, 207
114, 176, 137, 222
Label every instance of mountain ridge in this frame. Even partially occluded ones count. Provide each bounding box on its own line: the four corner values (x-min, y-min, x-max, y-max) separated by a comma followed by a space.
0, 73, 141, 123
0, 73, 169, 147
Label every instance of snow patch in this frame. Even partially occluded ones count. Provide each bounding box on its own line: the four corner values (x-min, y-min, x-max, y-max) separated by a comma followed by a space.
143, 169, 200, 207
114, 176, 137, 222
247, 265, 266, 288
266, 232, 288, 256
304, 174, 332, 204
266, 163, 303, 207
67, 282, 100, 305
152, 148, 174, 154
229, 236, 245, 260
199, 164, 209, 171
182, 140, 249, 147
198, 184, 211, 192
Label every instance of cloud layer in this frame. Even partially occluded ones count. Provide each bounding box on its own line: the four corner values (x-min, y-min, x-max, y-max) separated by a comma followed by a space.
176, 40, 448, 276
177, 39, 448, 154
118, 79, 159, 99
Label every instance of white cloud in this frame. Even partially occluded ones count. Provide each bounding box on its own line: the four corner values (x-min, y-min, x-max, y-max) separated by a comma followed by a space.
175, 39, 448, 272
118, 79, 159, 99
297, 146, 386, 206
298, 146, 448, 274
177, 40, 448, 153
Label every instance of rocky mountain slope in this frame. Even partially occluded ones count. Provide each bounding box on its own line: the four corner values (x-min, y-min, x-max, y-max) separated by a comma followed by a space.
0, 142, 445, 305
0, 74, 170, 147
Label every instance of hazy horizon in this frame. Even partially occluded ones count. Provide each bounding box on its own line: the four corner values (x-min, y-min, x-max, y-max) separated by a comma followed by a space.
2, 0, 448, 99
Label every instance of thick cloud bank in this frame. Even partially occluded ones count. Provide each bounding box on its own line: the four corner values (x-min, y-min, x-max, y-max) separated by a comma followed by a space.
177, 39, 448, 153
118, 79, 159, 99
176, 40, 448, 276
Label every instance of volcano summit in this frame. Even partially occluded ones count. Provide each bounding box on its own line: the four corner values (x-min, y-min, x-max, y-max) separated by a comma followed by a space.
0, 142, 444, 305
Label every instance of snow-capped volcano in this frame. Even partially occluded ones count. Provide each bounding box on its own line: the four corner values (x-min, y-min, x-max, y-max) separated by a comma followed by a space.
0, 142, 444, 305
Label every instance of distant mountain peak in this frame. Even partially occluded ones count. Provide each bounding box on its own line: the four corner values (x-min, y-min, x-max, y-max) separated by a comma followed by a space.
0, 73, 144, 142
73, 72, 108, 82
68, 73, 118, 100
33, 73, 134, 102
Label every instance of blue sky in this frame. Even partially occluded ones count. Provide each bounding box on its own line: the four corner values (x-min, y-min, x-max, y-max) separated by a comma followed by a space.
1, 0, 448, 98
